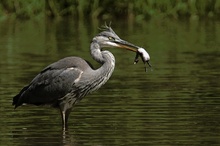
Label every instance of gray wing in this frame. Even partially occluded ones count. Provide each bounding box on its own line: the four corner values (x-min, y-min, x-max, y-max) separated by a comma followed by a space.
13, 57, 88, 108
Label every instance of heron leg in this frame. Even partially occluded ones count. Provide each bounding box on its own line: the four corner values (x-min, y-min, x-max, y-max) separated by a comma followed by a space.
60, 108, 72, 130
59, 95, 75, 130
60, 110, 67, 130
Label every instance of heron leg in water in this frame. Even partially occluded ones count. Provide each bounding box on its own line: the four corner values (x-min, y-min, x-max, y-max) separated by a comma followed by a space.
58, 94, 76, 130
60, 106, 72, 130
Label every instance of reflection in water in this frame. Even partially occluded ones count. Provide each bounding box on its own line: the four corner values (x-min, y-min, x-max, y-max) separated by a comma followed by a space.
11, 128, 76, 146
0, 18, 219, 145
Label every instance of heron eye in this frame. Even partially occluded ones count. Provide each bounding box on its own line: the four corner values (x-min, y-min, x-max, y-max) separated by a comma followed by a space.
108, 37, 114, 40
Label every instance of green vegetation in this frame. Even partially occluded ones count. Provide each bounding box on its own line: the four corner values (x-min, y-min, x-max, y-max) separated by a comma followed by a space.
0, 0, 220, 20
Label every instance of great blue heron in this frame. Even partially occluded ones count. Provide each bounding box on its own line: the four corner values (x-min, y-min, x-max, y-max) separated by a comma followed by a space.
12, 25, 150, 129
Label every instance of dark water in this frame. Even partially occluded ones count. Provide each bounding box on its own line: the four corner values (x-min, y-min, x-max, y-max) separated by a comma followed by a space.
0, 17, 219, 146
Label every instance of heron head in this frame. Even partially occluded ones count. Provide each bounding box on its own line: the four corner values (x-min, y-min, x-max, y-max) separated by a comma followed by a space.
93, 26, 139, 52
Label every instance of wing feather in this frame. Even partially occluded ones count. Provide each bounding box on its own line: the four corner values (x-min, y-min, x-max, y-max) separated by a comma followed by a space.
13, 57, 88, 108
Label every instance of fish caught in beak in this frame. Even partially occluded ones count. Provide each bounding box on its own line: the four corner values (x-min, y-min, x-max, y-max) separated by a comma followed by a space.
134, 48, 152, 72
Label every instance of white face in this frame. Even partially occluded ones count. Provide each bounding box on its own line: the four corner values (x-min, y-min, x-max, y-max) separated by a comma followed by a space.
137, 48, 150, 61
102, 40, 120, 47
95, 36, 120, 48
94, 36, 115, 48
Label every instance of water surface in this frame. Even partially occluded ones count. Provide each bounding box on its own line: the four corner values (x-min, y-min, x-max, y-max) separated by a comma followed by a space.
0, 18, 219, 146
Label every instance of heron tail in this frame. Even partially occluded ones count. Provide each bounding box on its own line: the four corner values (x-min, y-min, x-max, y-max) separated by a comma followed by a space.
12, 85, 29, 109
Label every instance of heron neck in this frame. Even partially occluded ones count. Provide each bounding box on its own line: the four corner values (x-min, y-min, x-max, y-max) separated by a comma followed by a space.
90, 41, 115, 72
97, 50, 115, 75
90, 41, 105, 64
89, 51, 115, 93
89, 41, 115, 92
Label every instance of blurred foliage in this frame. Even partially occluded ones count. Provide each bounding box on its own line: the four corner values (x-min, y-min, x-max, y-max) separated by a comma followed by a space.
0, 0, 220, 20
0, 0, 44, 19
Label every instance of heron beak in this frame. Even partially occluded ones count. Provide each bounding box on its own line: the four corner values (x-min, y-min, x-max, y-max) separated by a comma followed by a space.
113, 39, 139, 52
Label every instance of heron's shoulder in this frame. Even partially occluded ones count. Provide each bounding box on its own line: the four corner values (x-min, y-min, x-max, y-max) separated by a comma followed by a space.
41, 57, 92, 73
55, 56, 88, 66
